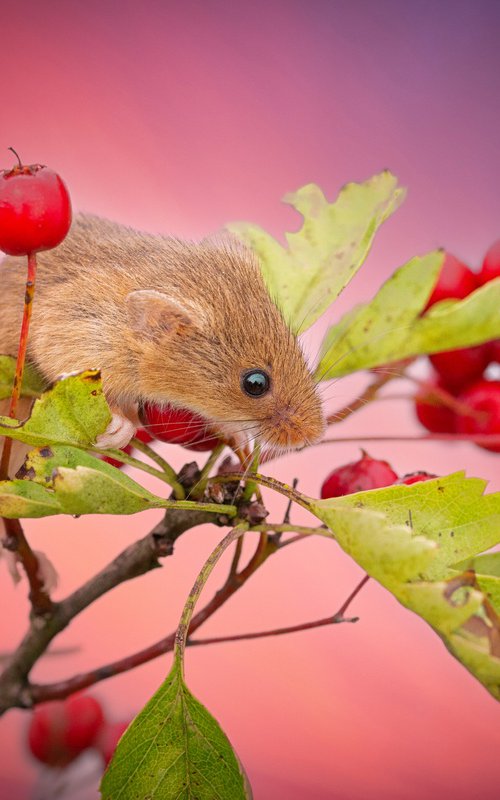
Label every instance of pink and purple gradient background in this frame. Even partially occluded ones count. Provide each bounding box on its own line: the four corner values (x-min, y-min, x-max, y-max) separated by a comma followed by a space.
2, 1, 500, 798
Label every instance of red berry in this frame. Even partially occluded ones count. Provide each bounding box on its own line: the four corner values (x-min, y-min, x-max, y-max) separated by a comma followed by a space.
425, 252, 477, 309
28, 694, 105, 768
479, 240, 500, 285
0, 151, 71, 256
414, 379, 456, 434
455, 379, 500, 452
429, 344, 490, 392
95, 720, 130, 766
320, 452, 398, 498
134, 427, 154, 444
489, 340, 500, 363
101, 443, 133, 469
140, 403, 221, 451
397, 471, 437, 485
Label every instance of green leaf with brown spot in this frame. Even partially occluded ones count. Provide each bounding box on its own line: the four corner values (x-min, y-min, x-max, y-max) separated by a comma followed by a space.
0, 370, 111, 448
0, 445, 166, 518
101, 658, 251, 800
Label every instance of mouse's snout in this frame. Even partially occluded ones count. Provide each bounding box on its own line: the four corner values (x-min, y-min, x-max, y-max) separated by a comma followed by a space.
262, 394, 326, 451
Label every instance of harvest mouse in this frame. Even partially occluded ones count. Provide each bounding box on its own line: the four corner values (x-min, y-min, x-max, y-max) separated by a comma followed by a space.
0, 214, 325, 454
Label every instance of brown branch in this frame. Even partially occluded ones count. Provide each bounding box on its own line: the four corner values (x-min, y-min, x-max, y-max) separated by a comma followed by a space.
29, 531, 278, 703
0, 507, 216, 713
326, 371, 398, 426
184, 574, 370, 647
2, 517, 53, 615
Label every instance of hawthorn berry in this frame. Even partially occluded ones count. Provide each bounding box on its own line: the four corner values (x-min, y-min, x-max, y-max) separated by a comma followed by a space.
425, 252, 477, 309
0, 149, 71, 256
320, 452, 398, 498
429, 344, 490, 392
479, 239, 500, 285
489, 340, 500, 363
414, 379, 456, 434
397, 471, 437, 485
28, 694, 105, 768
140, 403, 221, 451
95, 720, 130, 766
455, 379, 500, 452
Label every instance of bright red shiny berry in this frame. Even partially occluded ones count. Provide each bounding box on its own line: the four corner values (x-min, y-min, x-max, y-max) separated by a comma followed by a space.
27, 694, 105, 768
479, 240, 500, 285
0, 150, 71, 256
95, 720, 130, 766
429, 344, 490, 392
396, 471, 437, 485
320, 452, 398, 498
455, 379, 500, 452
425, 252, 477, 309
414, 379, 456, 433
141, 403, 221, 451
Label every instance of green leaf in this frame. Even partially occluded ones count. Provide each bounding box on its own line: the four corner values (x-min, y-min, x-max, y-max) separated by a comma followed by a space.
452, 553, 500, 614
316, 254, 500, 379
101, 658, 251, 800
0, 445, 166, 518
228, 171, 404, 332
0, 355, 47, 400
307, 473, 500, 699
0, 370, 111, 448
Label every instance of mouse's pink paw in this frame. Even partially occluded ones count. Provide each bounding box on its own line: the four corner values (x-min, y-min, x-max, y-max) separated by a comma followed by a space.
96, 413, 137, 450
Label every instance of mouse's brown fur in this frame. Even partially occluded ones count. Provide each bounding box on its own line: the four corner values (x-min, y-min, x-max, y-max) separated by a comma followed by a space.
0, 214, 325, 450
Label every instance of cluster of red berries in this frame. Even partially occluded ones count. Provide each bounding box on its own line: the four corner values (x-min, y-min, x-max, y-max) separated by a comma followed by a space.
415, 245, 500, 452
320, 451, 435, 498
27, 693, 129, 769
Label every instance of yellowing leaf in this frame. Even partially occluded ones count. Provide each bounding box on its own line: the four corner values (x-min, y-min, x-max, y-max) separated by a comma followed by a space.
101, 658, 251, 800
307, 473, 500, 699
228, 171, 404, 332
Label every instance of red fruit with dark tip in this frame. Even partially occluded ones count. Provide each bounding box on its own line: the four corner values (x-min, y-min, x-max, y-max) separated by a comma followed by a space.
27, 694, 105, 768
429, 344, 490, 392
479, 240, 500, 285
141, 403, 221, 451
95, 720, 130, 766
455, 379, 500, 452
397, 471, 437, 485
0, 151, 71, 256
425, 252, 477, 309
320, 452, 398, 498
414, 379, 456, 434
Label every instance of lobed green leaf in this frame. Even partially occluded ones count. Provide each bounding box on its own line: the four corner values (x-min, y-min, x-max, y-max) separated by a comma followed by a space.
316, 256, 500, 379
101, 659, 251, 800
228, 171, 404, 332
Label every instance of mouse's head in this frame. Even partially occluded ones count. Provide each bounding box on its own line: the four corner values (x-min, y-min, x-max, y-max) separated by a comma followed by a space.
125, 236, 325, 451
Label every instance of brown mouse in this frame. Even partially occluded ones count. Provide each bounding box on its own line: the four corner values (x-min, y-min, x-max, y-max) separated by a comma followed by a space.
0, 214, 325, 454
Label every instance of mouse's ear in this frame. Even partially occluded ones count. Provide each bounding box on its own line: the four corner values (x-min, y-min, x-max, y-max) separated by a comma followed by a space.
126, 290, 198, 340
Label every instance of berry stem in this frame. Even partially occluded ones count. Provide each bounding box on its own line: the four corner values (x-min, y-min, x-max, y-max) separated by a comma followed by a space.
7, 146, 23, 169
0, 251, 37, 479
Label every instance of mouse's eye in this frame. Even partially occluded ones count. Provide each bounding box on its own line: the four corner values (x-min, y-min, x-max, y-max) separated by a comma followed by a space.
241, 369, 271, 398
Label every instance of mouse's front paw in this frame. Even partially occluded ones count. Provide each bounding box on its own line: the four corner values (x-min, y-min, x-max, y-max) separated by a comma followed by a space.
96, 413, 137, 450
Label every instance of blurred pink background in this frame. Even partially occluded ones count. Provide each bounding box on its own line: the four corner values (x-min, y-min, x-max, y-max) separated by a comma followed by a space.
1, 1, 500, 798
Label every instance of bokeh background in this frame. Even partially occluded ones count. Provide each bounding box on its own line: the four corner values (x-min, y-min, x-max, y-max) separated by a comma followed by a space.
1, 1, 500, 798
